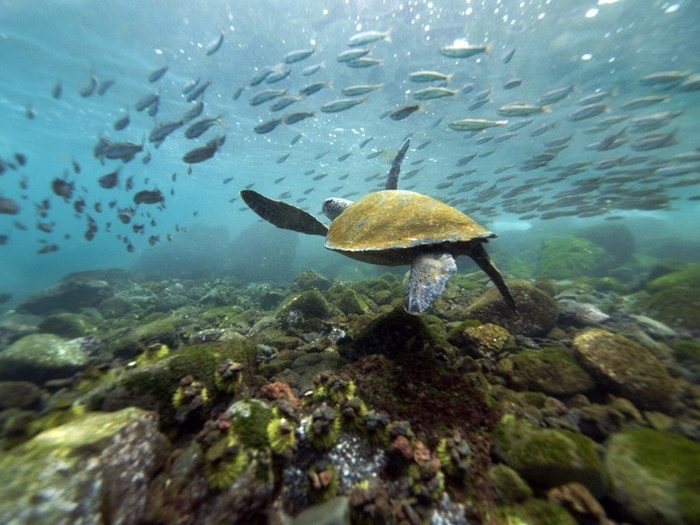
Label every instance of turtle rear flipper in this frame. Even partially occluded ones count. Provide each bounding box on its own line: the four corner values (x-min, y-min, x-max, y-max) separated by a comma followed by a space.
240, 189, 328, 236
405, 252, 457, 314
469, 242, 518, 313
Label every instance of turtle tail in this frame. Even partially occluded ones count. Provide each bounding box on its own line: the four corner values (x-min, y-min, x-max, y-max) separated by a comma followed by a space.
385, 138, 411, 190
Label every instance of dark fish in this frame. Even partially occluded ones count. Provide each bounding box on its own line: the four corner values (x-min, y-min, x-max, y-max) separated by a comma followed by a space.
149, 120, 184, 143
359, 137, 373, 148
185, 80, 211, 102
97, 79, 115, 95
73, 198, 85, 214
113, 113, 130, 131
276, 152, 291, 164
98, 170, 119, 189
274, 176, 286, 184
94, 138, 143, 162
133, 190, 164, 205
182, 100, 205, 122
284, 46, 316, 64
37, 222, 54, 233
184, 116, 222, 139
14, 153, 26, 166
503, 78, 523, 90
135, 92, 160, 112
182, 135, 226, 163
51, 178, 74, 199
568, 103, 607, 121
125, 176, 134, 191
25, 104, 36, 119
232, 86, 245, 100
142, 149, 152, 164
283, 112, 314, 125
312, 173, 328, 181
249, 67, 273, 86
182, 77, 201, 95
346, 57, 383, 68
0, 197, 20, 215
52, 79, 62, 99
38, 244, 59, 254
503, 48, 516, 64
536, 85, 575, 105
171, 173, 177, 182
250, 88, 287, 106
630, 130, 677, 151
223, 177, 234, 185
117, 207, 135, 224
337, 152, 352, 162
148, 235, 160, 246
299, 81, 331, 96
290, 133, 302, 145
80, 74, 98, 97
253, 118, 282, 135
148, 65, 168, 83
13, 220, 28, 231
205, 32, 224, 55
85, 215, 98, 240
389, 104, 421, 121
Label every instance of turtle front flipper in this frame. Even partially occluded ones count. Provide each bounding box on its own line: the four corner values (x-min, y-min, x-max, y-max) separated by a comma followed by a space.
385, 138, 411, 190
240, 189, 328, 236
469, 242, 518, 313
405, 252, 457, 314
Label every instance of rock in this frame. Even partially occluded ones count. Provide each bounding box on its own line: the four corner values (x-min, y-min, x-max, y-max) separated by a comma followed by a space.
578, 397, 643, 442
495, 498, 578, 525
449, 322, 512, 360
578, 222, 635, 266
489, 464, 533, 504
464, 280, 559, 337
546, 482, 610, 525
638, 263, 700, 330
492, 414, 607, 498
0, 381, 44, 410
38, 312, 94, 338
291, 269, 333, 292
558, 300, 610, 326
0, 333, 90, 383
276, 290, 338, 324
572, 328, 678, 411
97, 295, 135, 318
497, 347, 595, 397
605, 428, 700, 525
17, 277, 113, 315
0, 407, 170, 525
538, 235, 612, 279
107, 314, 188, 358
292, 496, 350, 525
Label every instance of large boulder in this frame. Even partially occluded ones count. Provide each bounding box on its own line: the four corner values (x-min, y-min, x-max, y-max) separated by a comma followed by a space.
0, 407, 170, 525
17, 277, 113, 315
572, 328, 678, 411
464, 280, 559, 337
0, 333, 90, 383
605, 428, 700, 525
538, 235, 612, 279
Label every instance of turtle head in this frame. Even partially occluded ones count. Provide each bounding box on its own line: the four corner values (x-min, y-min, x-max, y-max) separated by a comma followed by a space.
322, 198, 353, 220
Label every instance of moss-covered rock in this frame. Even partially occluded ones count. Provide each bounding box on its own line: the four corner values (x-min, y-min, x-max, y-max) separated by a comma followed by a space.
106, 314, 189, 358
605, 428, 700, 525
276, 290, 339, 323
497, 347, 595, 397
0, 333, 89, 383
489, 464, 533, 504
492, 414, 606, 497
448, 322, 511, 360
38, 312, 95, 338
538, 235, 612, 280
464, 280, 559, 337
0, 407, 169, 524
0, 381, 44, 410
327, 285, 372, 315
638, 263, 700, 330
673, 339, 700, 365
572, 328, 678, 411
495, 498, 577, 525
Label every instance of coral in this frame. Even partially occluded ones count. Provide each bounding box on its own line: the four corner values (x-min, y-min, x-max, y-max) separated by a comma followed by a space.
605, 427, 700, 525
537, 235, 612, 279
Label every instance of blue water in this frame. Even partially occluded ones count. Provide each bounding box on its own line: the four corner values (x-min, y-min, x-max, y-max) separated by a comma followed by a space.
1, 0, 699, 301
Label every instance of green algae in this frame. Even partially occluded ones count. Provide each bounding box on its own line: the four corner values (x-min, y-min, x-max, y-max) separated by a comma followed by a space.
538, 235, 611, 279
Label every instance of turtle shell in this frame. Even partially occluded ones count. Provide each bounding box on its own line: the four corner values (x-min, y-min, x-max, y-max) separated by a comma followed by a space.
325, 190, 494, 264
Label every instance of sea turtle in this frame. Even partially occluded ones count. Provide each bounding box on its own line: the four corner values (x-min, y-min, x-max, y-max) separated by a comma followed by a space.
240, 139, 516, 314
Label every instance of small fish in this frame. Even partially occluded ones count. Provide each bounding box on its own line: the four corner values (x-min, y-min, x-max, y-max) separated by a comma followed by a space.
25, 104, 36, 119
148, 235, 160, 246
468, 99, 490, 111
113, 113, 130, 131
274, 176, 286, 184
321, 98, 366, 113
184, 116, 223, 139
290, 133, 302, 145
503, 78, 523, 90
284, 46, 316, 64
620, 95, 668, 111
97, 79, 115, 95
265, 64, 292, 83
413, 87, 458, 100
182, 135, 226, 163
346, 57, 383, 68
182, 77, 201, 95
313, 173, 328, 181
149, 120, 184, 143
37, 222, 54, 233
578, 91, 613, 105
440, 41, 489, 58
389, 104, 421, 121
182, 100, 205, 122
536, 85, 575, 105
341, 84, 383, 97
448, 118, 508, 131
639, 70, 690, 88
302, 62, 325, 76
630, 130, 677, 151
337, 152, 352, 162
270, 95, 303, 112
359, 137, 373, 148
205, 32, 224, 56
498, 103, 548, 117
0, 197, 20, 215
283, 111, 314, 125
135, 92, 160, 112
79, 74, 98, 97
502, 48, 516, 64
416, 140, 432, 150
98, 170, 119, 189
299, 81, 331, 97
117, 207, 135, 223
249, 68, 273, 86
148, 65, 168, 83
37, 243, 59, 254
232, 86, 245, 100
52, 79, 62, 99
14, 153, 26, 166
336, 48, 370, 62
254, 118, 283, 134
133, 189, 165, 205
347, 29, 391, 47
276, 152, 291, 164
409, 71, 453, 83
249, 88, 287, 106
185, 80, 211, 102
51, 178, 74, 199
568, 103, 607, 121
677, 73, 700, 92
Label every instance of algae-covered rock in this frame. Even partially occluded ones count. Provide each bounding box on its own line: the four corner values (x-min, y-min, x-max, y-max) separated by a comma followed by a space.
0, 407, 170, 525
538, 235, 611, 280
496, 498, 577, 525
572, 328, 678, 411
489, 464, 533, 504
17, 277, 114, 315
38, 312, 94, 338
605, 428, 700, 525
0, 333, 90, 383
464, 280, 559, 337
276, 289, 338, 322
639, 263, 700, 330
497, 347, 595, 397
107, 313, 188, 358
0, 381, 44, 410
449, 322, 512, 360
492, 414, 606, 497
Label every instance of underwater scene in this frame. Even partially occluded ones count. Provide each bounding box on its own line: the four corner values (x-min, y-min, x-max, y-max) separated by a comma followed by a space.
1, 0, 700, 523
